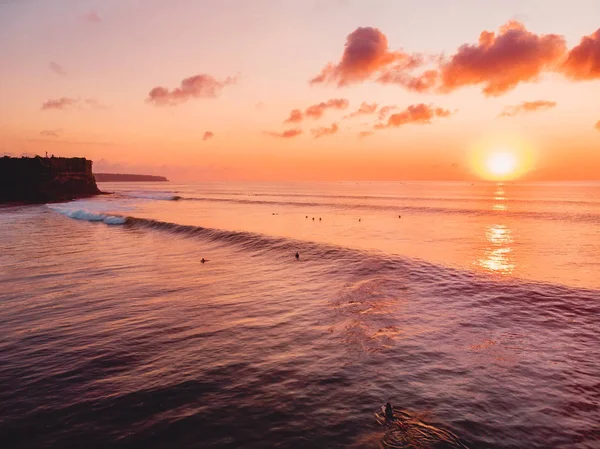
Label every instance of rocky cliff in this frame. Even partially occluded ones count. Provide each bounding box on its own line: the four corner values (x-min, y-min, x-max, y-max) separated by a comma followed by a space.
0, 156, 101, 204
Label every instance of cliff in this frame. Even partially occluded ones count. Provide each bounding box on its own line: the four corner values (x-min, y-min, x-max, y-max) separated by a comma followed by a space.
94, 173, 169, 182
0, 156, 101, 204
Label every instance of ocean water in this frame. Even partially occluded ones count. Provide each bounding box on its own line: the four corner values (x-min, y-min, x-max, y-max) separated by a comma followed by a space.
1, 181, 599, 449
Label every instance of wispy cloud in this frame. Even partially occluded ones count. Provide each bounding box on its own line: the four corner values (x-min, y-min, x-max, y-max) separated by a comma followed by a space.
284, 109, 303, 124
41, 97, 77, 110
41, 97, 107, 110
49, 61, 66, 76
375, 104, 452, 129
284, 98, 348, 123
264, 128, 303, 139
358, 131, 374, 139
147, 74, 237, 106
203, 131, 214, 141
499, 100, 557, 117
344, 102, 378, 119
40, 129, 62, 137
378, 105, 398, 120
84, 10, 101, 23
311, 123, 339, 138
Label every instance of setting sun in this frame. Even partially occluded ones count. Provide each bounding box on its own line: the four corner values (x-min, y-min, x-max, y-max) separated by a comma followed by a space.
486, 152, 518, 177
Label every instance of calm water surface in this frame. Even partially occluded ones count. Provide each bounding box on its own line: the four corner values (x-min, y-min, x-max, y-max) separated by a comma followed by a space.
1, 182, 599, 448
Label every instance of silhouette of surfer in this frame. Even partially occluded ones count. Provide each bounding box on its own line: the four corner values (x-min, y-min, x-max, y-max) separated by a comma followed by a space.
295, 252, 299, 260
201, 258, 208, 263
385, 403, 395, 421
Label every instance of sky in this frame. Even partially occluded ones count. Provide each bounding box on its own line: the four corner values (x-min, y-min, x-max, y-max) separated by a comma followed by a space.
1, 0, 599, 181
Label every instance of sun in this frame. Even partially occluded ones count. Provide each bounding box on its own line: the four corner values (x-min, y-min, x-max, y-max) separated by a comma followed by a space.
485, 151, 517, 178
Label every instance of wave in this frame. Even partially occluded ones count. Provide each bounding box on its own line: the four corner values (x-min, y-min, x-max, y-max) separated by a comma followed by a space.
174, 196, 600, 224
47, 205, 126, 225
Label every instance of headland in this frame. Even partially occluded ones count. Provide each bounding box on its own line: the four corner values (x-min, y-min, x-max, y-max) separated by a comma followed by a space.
94, 173, 168, 182
0, 156, 101, 204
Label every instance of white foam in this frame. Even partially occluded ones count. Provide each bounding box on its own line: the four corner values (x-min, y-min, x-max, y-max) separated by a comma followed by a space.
47, 204, 126, 226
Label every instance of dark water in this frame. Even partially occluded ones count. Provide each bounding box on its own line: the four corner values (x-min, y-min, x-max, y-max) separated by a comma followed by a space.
1, 182, 599, 448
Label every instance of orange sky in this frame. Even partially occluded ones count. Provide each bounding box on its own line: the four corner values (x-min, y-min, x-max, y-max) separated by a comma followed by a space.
1, 0, 599, 181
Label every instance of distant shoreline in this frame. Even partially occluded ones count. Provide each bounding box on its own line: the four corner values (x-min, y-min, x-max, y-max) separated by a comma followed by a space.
94, 173, 169, 182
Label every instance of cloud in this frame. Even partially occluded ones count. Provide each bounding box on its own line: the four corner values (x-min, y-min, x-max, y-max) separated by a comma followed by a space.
358, 131, 374, 139
40, 129, 62, 137
377, 68, 439, 92
84, 10, 101, 23
264, 128, 303, 139
41, 97, 77, 110
304, 98, 348, 119
344, 102, 378, 119
561, 29, 600, 80
310, 27, 423, 87
311, 123, 339, 138
84, 98, 108, 110
203, 131, 214, 141
375, 104, 452, 129
499, 100, 557, 117
284, 98, 348, 123
41, 97, 106, 110
147, 74, 237, 106
284, 109, 303, 124
439, 21, 567, 96
595, 121, 600, 131
377, 105, 398, 120
49, 61, 66, 76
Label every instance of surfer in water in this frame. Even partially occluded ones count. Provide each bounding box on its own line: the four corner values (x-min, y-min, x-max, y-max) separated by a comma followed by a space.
201, 258, 208, 263
295, 252, 299, 260
385, 403, 395, 421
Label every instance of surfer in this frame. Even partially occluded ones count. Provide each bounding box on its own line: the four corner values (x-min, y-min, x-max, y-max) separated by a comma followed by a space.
201, 258, 208, 263
295, 252, 299, 260
385, 403, 394, 420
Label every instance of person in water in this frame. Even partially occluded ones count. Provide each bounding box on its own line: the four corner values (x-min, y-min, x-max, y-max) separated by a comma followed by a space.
385, 403, 394, 420
201, 258, 208, 263
295, 252, 299, 260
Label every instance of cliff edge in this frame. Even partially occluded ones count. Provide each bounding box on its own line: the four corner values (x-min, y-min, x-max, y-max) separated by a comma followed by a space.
0, 156, 101, 204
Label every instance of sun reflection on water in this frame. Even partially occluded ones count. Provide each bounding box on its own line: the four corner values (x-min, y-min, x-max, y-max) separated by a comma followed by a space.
477, 224, 515, 274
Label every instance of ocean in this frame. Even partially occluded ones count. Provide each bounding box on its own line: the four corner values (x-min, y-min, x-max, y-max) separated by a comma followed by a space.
1, 181, 599, 448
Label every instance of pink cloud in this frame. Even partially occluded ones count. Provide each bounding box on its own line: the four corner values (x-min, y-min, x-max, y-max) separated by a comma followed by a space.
561, 28, 600, 80
304, 98, 348, 119
377, 68, 439, 92
499, 100, 557, 117
49, 61, 66, 76
147, 74, 237, 106
311, 123, 339, 138
284, 109, 303, 124
41, 97, 77, 110
378, 105, 398, 120
344, 102, 378, 119
41, 97, 106, 110
203, 131, 214, 141
284, 98, 348, 123
84, 10, 101, 23
310, 27, 423, 86
375, 104, 452, 129
439, 21, 567, 96
40, 129, 62, 137
264, 129, 303, 139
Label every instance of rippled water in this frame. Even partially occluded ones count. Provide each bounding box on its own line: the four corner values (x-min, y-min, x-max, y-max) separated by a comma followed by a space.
1, 182, 599, 448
